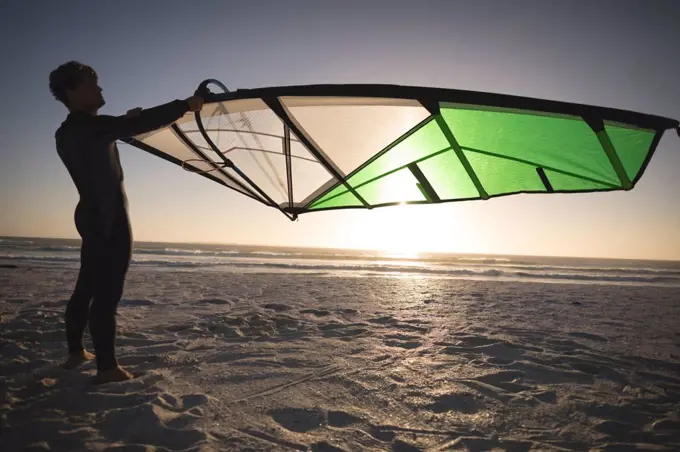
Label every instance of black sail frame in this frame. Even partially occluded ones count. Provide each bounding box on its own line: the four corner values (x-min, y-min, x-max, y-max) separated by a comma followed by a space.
192, 79, 296, 220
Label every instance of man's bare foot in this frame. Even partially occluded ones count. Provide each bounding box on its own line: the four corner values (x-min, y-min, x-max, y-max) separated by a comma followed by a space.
63, 350, 95, 369
92, 366, 135, 384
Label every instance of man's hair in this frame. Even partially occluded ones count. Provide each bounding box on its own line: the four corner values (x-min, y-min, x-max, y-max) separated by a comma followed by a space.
49, 61, 97, 106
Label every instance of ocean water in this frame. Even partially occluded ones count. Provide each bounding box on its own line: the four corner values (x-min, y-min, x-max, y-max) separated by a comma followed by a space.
1, 236, 680, 287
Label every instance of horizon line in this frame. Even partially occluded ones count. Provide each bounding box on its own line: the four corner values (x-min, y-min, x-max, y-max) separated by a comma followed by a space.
2, 234, 679, 263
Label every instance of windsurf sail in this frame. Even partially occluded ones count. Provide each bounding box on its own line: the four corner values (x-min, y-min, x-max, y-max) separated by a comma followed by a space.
122, 80, 679, 220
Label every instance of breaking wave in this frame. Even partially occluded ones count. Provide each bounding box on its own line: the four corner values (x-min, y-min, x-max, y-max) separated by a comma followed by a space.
3, 252, 679, 286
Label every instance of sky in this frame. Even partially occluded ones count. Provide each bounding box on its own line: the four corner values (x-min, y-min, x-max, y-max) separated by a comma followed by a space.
1, 0, 679, 260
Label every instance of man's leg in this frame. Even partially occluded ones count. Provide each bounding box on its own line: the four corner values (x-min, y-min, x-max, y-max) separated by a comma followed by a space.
65, 243, 93, 350
89, 205, 134, 382
63, 209, 97, 368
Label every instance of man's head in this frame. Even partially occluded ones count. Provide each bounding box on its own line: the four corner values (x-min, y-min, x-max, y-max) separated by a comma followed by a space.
49, 61, 105, 112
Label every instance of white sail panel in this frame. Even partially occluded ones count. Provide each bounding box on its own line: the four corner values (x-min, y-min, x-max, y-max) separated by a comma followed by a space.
280, 96, 431, 176
134, 127, 260, 199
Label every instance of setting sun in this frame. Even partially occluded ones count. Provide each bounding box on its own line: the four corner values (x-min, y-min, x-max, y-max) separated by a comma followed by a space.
342, 202, 472, 256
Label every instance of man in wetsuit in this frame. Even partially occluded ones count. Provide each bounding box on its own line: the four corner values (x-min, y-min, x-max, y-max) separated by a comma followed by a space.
49, 61, 204, 383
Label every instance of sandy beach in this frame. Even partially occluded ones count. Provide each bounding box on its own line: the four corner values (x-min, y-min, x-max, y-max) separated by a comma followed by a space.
3, 0, 679, 449
2, 259, 679, 451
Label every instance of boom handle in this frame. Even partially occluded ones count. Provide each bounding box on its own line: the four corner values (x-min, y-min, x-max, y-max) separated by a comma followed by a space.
195, 79, 230, 99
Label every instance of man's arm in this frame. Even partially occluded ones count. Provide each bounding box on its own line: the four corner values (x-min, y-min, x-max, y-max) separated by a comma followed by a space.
95, 96, 203, 141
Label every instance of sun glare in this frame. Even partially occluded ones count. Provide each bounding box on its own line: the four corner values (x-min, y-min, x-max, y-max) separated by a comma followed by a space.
345, 202, 444, 257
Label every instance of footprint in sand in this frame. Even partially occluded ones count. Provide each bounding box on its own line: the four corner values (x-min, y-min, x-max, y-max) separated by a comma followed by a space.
584, 402, 651, 427
268, 407, 326, 433
273, 315, 300, 328
532, 390, 557, 404
311, 441, 349, 452
394, 322, 430, 333
426, 393, 481, 414
593, 419, 640, 438
2, 373, 210, 451
221, 316, 249, 326
566, 361, 616, 377
327, 410, 363, 428
164, 323, 195, 332
368, 425, 396, 442
178, 393, 210, 410
372, 354, 393, 362
383, 333, 423, 349
368, 315, 398, 325
508, 361, 594, 385
211, 324, 245, 338
486, 357, 515, 365
201, 298, 233, 306
300, 308, 331, 317
385, 333, 419, 341
650, 418, 680, 432
263, 303, 292, 312
319, 322, 368, 339
392, 439, 423, 452
96, 400, 209, 448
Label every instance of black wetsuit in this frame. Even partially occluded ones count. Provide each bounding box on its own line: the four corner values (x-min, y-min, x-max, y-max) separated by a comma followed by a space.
55, 100, 190, 371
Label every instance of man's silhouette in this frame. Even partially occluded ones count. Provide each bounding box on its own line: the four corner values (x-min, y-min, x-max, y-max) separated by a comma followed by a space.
49, 61, 204, 383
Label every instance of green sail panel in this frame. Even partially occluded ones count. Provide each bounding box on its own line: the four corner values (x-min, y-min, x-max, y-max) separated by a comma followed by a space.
604, 124, 655, 182
310, 169, 426, 209
440, 106, 621, 187
307, 99, 672, 212
355, 168, 425, 205
543, 169, 613, 191
344, 119, 448, 188
463, 149, 547, 195
309, 189, 365, 210
309, 118, 448, 208
309, 182, 347, 209
417, 149, 481, 200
